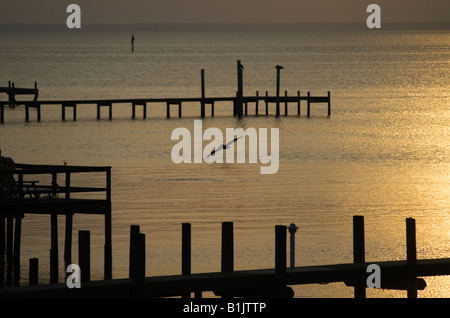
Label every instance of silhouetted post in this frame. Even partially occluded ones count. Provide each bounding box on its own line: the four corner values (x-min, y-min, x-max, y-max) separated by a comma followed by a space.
275, 225, 287, 285
50, 213, 58, 284
182, 223, 191, 299
13, 217, 21, 284
78, 230, 90, 282
327, 91, 331, 117
255, 91, 259, 115
29, 258, 38, 286
285, 90, 288, 116
131, 34, 135, 52
130, 232, 145, 297
297, 91, 301, 115
201, 69, 205, 118
104, 167, 112, 280
0, 217, 5, 259
64, 171, 73, 272
129, 225, 140, 278
275, 65, 283, 117
353, 215, 366, 298
6, 218, 13, 273
307, 91, 311, 118
36, 103, 41, 122
237, 60, 244, 117
166, 102, 170, 118
221, 222, 234, 273
265, 91, 269, 115
406, 218, 417, 298
25, 105, 29, 122
288, 223, 298, 268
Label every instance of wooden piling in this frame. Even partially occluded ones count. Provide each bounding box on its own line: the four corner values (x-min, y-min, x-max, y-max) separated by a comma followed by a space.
201, 69, 205, 118
13, 217, 21, 285
0, 217, 5, 259
265, 91, 269, 115
182, 223, 191, 299
50, 213, 58, 284
406, 218, 417, 298
221, 222, 234, 273
285, 91, 288, 116
29, 258, 38, 286
275, 225, 286, 277
307, 92, 311, 118
130, 232, 145, 296
104, 167, 112, 280
97, 102, 112, 120
129, 225, 140, 278
275, 67, 281, 117
297, 91, 301, 116
255, 91, 259, 115
327, 91, 331, 117
6, 218, 13, 270
64, 171, 73, 270
237, 60, 244, 117
78, 230, 90, 282
353, 215, 366, 298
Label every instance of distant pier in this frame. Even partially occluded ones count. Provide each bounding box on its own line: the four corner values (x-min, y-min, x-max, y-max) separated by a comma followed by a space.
0, 61, 331, 123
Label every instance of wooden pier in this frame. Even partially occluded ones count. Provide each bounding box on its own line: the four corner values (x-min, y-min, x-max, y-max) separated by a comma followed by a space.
1, 215, 449, 298
0, 61, 331, 123
0, 163, 112, 287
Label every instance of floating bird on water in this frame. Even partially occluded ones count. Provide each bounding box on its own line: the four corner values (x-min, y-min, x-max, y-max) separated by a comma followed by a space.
207, 136, 242, 158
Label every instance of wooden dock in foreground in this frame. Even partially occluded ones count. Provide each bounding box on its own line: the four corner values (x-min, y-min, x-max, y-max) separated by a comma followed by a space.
1, 214, 450, 298
0, 61, 331, 123
0, 163, 112, 287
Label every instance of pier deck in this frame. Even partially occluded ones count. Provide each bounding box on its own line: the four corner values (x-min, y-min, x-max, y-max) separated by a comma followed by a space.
0, 91, 331, 123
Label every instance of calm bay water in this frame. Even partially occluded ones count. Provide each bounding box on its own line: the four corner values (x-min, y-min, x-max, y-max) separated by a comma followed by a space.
0, 27, 449, 297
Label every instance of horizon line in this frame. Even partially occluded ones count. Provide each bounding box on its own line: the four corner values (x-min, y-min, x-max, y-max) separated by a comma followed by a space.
1, 21, 448, 32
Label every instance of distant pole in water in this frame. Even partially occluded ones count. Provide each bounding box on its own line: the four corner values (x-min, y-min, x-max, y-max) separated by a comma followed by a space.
131, 34, 135, 52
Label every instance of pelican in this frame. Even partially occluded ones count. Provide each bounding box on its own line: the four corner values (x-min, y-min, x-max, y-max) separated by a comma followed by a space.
207, 136, 242, 158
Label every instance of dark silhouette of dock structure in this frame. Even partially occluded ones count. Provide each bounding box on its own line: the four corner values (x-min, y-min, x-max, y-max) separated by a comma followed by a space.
0, 163, 112, 287
0, 61, 331, 124
1, 212, 450, 298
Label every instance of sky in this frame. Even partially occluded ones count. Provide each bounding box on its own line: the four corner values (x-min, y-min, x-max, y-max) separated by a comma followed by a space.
0, 0, 449, 25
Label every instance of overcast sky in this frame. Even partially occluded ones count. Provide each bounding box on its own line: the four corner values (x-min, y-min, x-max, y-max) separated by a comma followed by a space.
1, 0, 449, 24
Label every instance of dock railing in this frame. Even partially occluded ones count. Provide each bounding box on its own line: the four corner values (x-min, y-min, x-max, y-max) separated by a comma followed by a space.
0, 163, 112, 286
